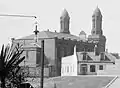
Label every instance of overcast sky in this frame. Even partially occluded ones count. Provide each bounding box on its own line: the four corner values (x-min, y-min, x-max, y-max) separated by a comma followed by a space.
0, 0, 119, 53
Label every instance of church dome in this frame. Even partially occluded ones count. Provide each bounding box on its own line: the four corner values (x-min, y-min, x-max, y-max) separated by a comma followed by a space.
61, 9, 70, 18
79, 30, 86, 35
93, 7, 102, 17
79, 30, 86, 41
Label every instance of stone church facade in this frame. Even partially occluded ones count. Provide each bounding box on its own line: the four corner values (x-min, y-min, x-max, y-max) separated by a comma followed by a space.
12, 7, 112, 77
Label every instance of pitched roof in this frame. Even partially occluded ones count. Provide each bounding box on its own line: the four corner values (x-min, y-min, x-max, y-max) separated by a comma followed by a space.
62, 55, 76, 64
105, 53, 116, 62
18, 30, 81, 41
62, 45, 77, 64
77, 52, 115, 63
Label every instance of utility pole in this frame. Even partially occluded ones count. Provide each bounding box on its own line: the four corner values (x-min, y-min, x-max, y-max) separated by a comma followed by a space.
40, 40, 44, 88
33, 21, 44, 88
0, 13, 45, 88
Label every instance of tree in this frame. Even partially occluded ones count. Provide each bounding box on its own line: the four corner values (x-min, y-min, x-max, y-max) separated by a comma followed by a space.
0, 43, 25, 88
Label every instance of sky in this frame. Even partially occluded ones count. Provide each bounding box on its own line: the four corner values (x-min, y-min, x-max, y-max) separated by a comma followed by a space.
0, 0, 120, 53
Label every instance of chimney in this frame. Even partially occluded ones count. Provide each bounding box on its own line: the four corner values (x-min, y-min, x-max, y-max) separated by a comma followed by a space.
100, 52, 105, 61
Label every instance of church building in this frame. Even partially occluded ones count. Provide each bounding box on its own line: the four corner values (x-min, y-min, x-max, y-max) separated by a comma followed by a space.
61, 7, 116, 76
12, 7, 116, 77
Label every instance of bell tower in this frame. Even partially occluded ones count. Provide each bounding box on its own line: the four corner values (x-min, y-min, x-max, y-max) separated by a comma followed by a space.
88, 7, 106, 54
91, 6, 103, 35
60, 9, 70, 34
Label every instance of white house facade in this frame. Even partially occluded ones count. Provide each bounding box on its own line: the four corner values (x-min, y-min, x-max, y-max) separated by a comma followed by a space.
61, 46, 116, 76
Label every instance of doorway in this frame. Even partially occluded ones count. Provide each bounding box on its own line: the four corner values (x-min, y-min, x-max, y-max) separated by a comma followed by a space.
80, 64, 87, 75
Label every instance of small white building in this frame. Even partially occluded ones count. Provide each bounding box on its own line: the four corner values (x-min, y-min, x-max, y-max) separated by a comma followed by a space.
61, 46, 77, 76
61, 46, 116, 76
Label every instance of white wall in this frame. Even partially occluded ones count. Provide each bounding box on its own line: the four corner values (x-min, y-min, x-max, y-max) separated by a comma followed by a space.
78, 63, 107, 75
61, 47, 77, 76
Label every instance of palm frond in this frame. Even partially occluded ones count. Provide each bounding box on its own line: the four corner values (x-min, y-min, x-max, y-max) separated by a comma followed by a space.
0, 43, 25, 87
4, 44, 11, 62
6, 50, 24, 69
0, 45, 5, 69
6, 56, 25, 74
0, 45, 4, 60
14, 56, 25, 67
5, 45, 16, 63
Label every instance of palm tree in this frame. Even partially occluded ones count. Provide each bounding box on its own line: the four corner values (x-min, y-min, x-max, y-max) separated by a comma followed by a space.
0, 43, 25, 88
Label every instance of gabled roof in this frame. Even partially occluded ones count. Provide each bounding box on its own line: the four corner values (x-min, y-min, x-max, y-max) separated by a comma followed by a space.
77, 52, 115, 63
17, 30, 81, 41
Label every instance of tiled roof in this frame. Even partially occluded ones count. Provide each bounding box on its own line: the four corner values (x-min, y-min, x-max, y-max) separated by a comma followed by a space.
18, 31, 81, 41
77, 52, 115, 63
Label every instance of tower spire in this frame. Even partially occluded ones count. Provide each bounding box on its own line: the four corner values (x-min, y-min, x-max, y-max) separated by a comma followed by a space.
91, 6, 103, 35
88, 7, 106, 54
60, 9, 70, 34
60, 9, 70, 18
93, 6, 102, 17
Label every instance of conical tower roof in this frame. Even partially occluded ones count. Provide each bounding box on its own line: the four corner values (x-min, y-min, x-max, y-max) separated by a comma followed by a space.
93, 6, 102, 17
61, 9, 70, 18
